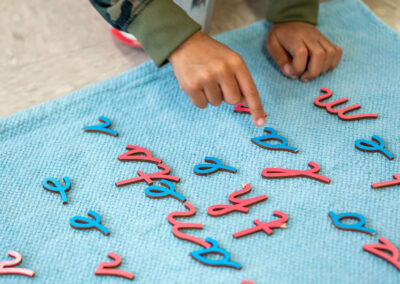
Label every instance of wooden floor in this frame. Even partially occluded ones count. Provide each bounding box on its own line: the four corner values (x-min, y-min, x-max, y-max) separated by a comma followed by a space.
1, 0, 399, 118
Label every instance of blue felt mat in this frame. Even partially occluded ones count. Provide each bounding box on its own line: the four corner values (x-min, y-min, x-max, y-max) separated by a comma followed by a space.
1, 0, 400, 283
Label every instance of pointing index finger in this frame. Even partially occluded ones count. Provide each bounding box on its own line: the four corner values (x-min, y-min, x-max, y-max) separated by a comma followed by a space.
235, 63, 265, 126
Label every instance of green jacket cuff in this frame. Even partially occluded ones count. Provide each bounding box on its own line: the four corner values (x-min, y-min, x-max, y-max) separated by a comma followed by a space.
266, 0, 319, 25
128, 0, 201, 67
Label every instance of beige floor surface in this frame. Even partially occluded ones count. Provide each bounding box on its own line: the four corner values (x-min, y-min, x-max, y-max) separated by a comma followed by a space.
1, 0, 399, 118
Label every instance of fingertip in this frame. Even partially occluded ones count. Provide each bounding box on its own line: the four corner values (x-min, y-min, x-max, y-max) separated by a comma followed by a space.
255, 117, 266, 127
283, 64, 291, 76
197, 103, 208, 109
283, 64, 297, 79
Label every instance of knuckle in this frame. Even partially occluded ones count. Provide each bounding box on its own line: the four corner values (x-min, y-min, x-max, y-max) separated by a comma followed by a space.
230, 53, 244, 67
314, 48, 325, 58
182, 80, 201, 92
213, 61, 228, 75
198, 70, 213, 83
225, 96, 241, 105
295, 47, 308, 57
326, 47, 336, 57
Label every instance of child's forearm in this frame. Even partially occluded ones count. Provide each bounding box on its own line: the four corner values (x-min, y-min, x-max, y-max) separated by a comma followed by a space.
89, 0, 200, 67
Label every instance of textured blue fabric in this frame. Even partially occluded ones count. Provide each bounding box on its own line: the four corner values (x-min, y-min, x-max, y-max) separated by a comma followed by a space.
1, 0, 400, 283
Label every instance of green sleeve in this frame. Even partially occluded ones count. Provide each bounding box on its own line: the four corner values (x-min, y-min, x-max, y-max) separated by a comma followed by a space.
127, 0, 201, 67
90, 0, 201, 67
266, 0, 319, 25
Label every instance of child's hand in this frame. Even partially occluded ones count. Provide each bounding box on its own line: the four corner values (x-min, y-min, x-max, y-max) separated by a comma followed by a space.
266, 22, 342, 82
169, 31, 266, 127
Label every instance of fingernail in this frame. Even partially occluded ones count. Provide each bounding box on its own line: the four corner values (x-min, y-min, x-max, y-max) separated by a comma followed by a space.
283, 64, 297, 79
302, 78, 309, 82
283, 64, 291, 76
256, 118, 265, 127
